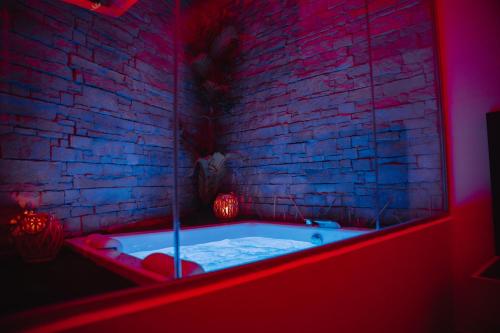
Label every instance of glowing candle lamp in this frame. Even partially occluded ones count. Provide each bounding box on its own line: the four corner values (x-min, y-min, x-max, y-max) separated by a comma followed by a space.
213, 193, 239, 220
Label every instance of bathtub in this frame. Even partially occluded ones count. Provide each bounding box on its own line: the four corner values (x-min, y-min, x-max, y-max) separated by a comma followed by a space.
66, 221, 370, 285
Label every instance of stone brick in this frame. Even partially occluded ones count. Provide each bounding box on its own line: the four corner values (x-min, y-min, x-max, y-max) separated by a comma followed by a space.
49, 206, 72, 219
377, 104, 424, 122
74, 175, 137, 189
96, 204, 120, 214
381, 75, 427, 97
71, 206, 94, 217
0, 160, 62, 184
402, 48, 433, 65
338, 103, 356, 114
408, 168, 441, 183
75, 86, 119, 111
41, 191, 65, 206
81, 215, 101, 233
51, 147, 83, 162
353, 159, 372, 171
378, 164, 408, 184
337, 137, 352, 149
65, 190, 80, 204
7, 32, 68, 65
63, 217, 82, 235
417, 154, 441, 169
80, 188, 132, 205
352, 135, 370, 147
1, 134, 51, 160
69, 135, 93, 150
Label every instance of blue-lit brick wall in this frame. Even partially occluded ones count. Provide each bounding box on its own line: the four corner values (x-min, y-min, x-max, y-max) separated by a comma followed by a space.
218, 0, 445, 225
0, 0, 445, 234
0, 0, 198, 235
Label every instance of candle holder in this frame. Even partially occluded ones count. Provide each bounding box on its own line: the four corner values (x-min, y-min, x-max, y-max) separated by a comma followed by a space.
10, 210, 64, 263
213, 193, 239, 220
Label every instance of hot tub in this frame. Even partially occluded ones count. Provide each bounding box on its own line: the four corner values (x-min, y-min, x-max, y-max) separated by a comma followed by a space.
66, 221, 369, 285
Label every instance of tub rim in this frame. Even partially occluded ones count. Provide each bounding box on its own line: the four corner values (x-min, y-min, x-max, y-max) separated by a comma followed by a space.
65, 220, 370, 285
0, 214, 450, 332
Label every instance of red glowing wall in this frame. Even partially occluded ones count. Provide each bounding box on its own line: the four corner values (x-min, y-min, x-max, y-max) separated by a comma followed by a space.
436, 0, 500, 331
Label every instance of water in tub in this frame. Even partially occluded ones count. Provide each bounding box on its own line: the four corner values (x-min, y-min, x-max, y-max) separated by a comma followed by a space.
129, 237, 315, 272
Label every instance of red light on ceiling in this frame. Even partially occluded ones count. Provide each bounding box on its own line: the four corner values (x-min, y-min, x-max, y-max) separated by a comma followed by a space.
60, 0, 138, 17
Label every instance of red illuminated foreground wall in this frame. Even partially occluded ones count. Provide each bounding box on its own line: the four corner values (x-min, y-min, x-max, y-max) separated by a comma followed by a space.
436, 0, 500, 331
1, 217, 454, 333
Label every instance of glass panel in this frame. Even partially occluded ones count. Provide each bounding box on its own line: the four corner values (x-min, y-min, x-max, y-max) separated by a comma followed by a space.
370, 0, 446, 225
218, 0, 377, 225
0, 0, 447, 317
167, 0, 446, 278
0, 0, 180, 315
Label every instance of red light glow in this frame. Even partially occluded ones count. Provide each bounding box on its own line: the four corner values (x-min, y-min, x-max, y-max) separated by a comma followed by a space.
60, 0, 138, 17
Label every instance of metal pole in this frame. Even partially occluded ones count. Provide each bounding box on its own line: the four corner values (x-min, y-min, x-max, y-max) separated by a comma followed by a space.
364, 0, 382, 230
172, 0, 182, 279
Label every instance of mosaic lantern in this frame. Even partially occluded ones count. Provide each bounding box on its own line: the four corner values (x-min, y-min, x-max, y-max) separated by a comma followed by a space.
213, 193, 239, 220
10, 210, 64, 263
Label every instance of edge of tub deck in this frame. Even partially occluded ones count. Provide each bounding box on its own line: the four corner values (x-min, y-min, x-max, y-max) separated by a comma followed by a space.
0, 215, 451, 333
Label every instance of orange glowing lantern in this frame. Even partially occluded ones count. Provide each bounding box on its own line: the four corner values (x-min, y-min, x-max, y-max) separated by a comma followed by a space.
213, 193, 239, 220
18, 210, 48, 234
11, 210, 64, 263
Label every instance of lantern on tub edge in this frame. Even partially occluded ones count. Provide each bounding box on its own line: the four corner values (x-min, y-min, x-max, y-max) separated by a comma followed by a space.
10, 210, 64, 263
213, 193, 239, 220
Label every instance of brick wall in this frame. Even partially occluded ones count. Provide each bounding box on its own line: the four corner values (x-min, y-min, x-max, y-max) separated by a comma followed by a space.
218, 0, 444, 226
0, 0, 445, 233
0, 0, 198, 235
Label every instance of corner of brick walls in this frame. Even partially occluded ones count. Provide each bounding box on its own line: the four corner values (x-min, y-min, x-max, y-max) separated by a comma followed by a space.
0, 0, 445, 233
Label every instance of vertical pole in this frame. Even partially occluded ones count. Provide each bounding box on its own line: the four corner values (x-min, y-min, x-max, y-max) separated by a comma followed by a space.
364, 0, 381, 231
172, 0, 182, 279
430, 0, 449, 214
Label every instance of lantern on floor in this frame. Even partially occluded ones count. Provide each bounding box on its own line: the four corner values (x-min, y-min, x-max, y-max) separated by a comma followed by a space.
10, 210, 64, 263
213, 193, 239, 220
